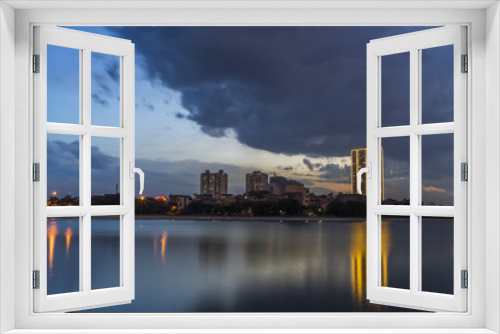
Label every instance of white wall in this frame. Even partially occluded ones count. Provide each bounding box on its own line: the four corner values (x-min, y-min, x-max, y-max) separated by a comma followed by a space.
486, 2, 500, 333
3, 3, 498, 332
0, 2, 16, 333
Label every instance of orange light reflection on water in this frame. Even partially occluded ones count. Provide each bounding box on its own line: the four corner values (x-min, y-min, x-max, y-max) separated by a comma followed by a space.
161, 231, 168, 263
153, 233, 158, 260
65, 227, 73, 256
47, 223, 58, 278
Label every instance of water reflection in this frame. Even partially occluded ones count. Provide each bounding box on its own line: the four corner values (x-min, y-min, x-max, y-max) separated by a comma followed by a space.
350, 222, 365, 306
381, 219, 391, 288
47, 222, 58, 277
153, 233, 158, 259
65, 227, 73, 257
161, 231, 168, 264
380, 218, 410, 290
52, 218, 450, 312
46, 218, 79, 295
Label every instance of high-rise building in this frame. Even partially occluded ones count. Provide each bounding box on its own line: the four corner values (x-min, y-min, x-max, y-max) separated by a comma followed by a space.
200, 170, 228, 199
351, 147, 384, 200
245, 171, 269, 193
269, 175, 287, 196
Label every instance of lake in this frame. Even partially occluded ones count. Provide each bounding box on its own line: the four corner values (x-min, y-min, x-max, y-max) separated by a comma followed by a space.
45, 217, 454, 312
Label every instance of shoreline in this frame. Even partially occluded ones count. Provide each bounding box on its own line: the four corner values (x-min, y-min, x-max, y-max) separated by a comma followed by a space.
134, 215, 364, 222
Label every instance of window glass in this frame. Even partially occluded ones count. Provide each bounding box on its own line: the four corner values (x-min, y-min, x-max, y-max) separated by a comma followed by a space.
91, 52, 121, 127
47, 217, 80, 295
380, 216, 410, 290
47, 134, 80, 206
421, 45, 454, 124
381, 52, 410, 127
421, 217, 454, 294
91, 216, 121, 290
421, 134, 454, 206
91, 137, 121, 205
47, 45, 80, 124
381, 137, 410, 205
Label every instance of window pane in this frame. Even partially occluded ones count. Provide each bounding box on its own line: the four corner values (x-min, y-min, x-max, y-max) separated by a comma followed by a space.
422, 134, 454, 206
47, 134, 80, 206
47, 45, 80, 124
381, 52, 410, 127
47, 217, 80, 295
91, 52, 120, 127
421, 217, 454, 294
381, 216, 410, 290
91, 137, 120, 205
421, 45, 454, 124
91, 216, 121, 290
381, 137, 410, 205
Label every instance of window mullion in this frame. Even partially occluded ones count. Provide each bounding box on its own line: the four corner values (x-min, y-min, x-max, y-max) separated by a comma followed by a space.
82, 47, 92, 294
409, 48, 420, 294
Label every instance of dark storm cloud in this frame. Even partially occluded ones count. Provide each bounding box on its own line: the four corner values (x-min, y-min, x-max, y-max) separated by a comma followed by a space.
109, 26, 436, 158
303, 158, 323, 171
105, 60, 120, 83
91, 146, 119, 169
91, 54, 120, 108
140, 98, 155, 111
47, 140, 79, 178
303, 158, 314, 171
317, 163, 351, 183
47, 139, 254, 197
91, 93, 109, 107
47, 140, 120, 196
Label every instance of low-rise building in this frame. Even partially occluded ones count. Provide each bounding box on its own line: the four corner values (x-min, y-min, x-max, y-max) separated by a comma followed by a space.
336, 193, 365, 203
169, 194, 193, 210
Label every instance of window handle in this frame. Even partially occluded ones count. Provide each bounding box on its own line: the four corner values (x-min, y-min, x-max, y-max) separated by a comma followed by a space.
356, 162, 371, 195
129, 162, 145, 195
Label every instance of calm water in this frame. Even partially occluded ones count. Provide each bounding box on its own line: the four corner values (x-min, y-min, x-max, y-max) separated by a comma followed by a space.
46, 218, 454, 312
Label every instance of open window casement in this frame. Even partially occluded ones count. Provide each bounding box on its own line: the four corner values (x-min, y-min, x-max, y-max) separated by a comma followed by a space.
33, 26, 142, 312
364, 26, 467, 312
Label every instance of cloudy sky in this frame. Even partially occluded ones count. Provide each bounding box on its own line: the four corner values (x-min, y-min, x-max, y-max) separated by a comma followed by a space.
46, 26, 454, 205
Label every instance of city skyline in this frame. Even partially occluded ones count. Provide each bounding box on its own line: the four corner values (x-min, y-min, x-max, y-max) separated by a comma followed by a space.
46, 26, 454, 206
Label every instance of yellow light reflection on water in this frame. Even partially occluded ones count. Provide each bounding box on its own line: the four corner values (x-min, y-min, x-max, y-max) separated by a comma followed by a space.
381, 220, 391, 288
349, 220, 392, 311
350, 222, 366, 306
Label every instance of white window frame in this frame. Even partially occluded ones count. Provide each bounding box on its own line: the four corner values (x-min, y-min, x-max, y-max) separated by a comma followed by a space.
366, 26, 468, 312
33, 26, 136, 313
0, 1, 499, 333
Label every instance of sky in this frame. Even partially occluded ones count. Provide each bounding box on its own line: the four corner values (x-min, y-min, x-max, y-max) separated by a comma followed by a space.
46, 26, 455, 205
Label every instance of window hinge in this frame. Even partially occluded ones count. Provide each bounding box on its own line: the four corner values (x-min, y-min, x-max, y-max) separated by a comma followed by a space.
33, 270, 40, 289
33, 163, 40, 182
461, 270, 468, 289
461, 54, 468, 73
461, 162, 468, 181
33, 54, 40, 73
